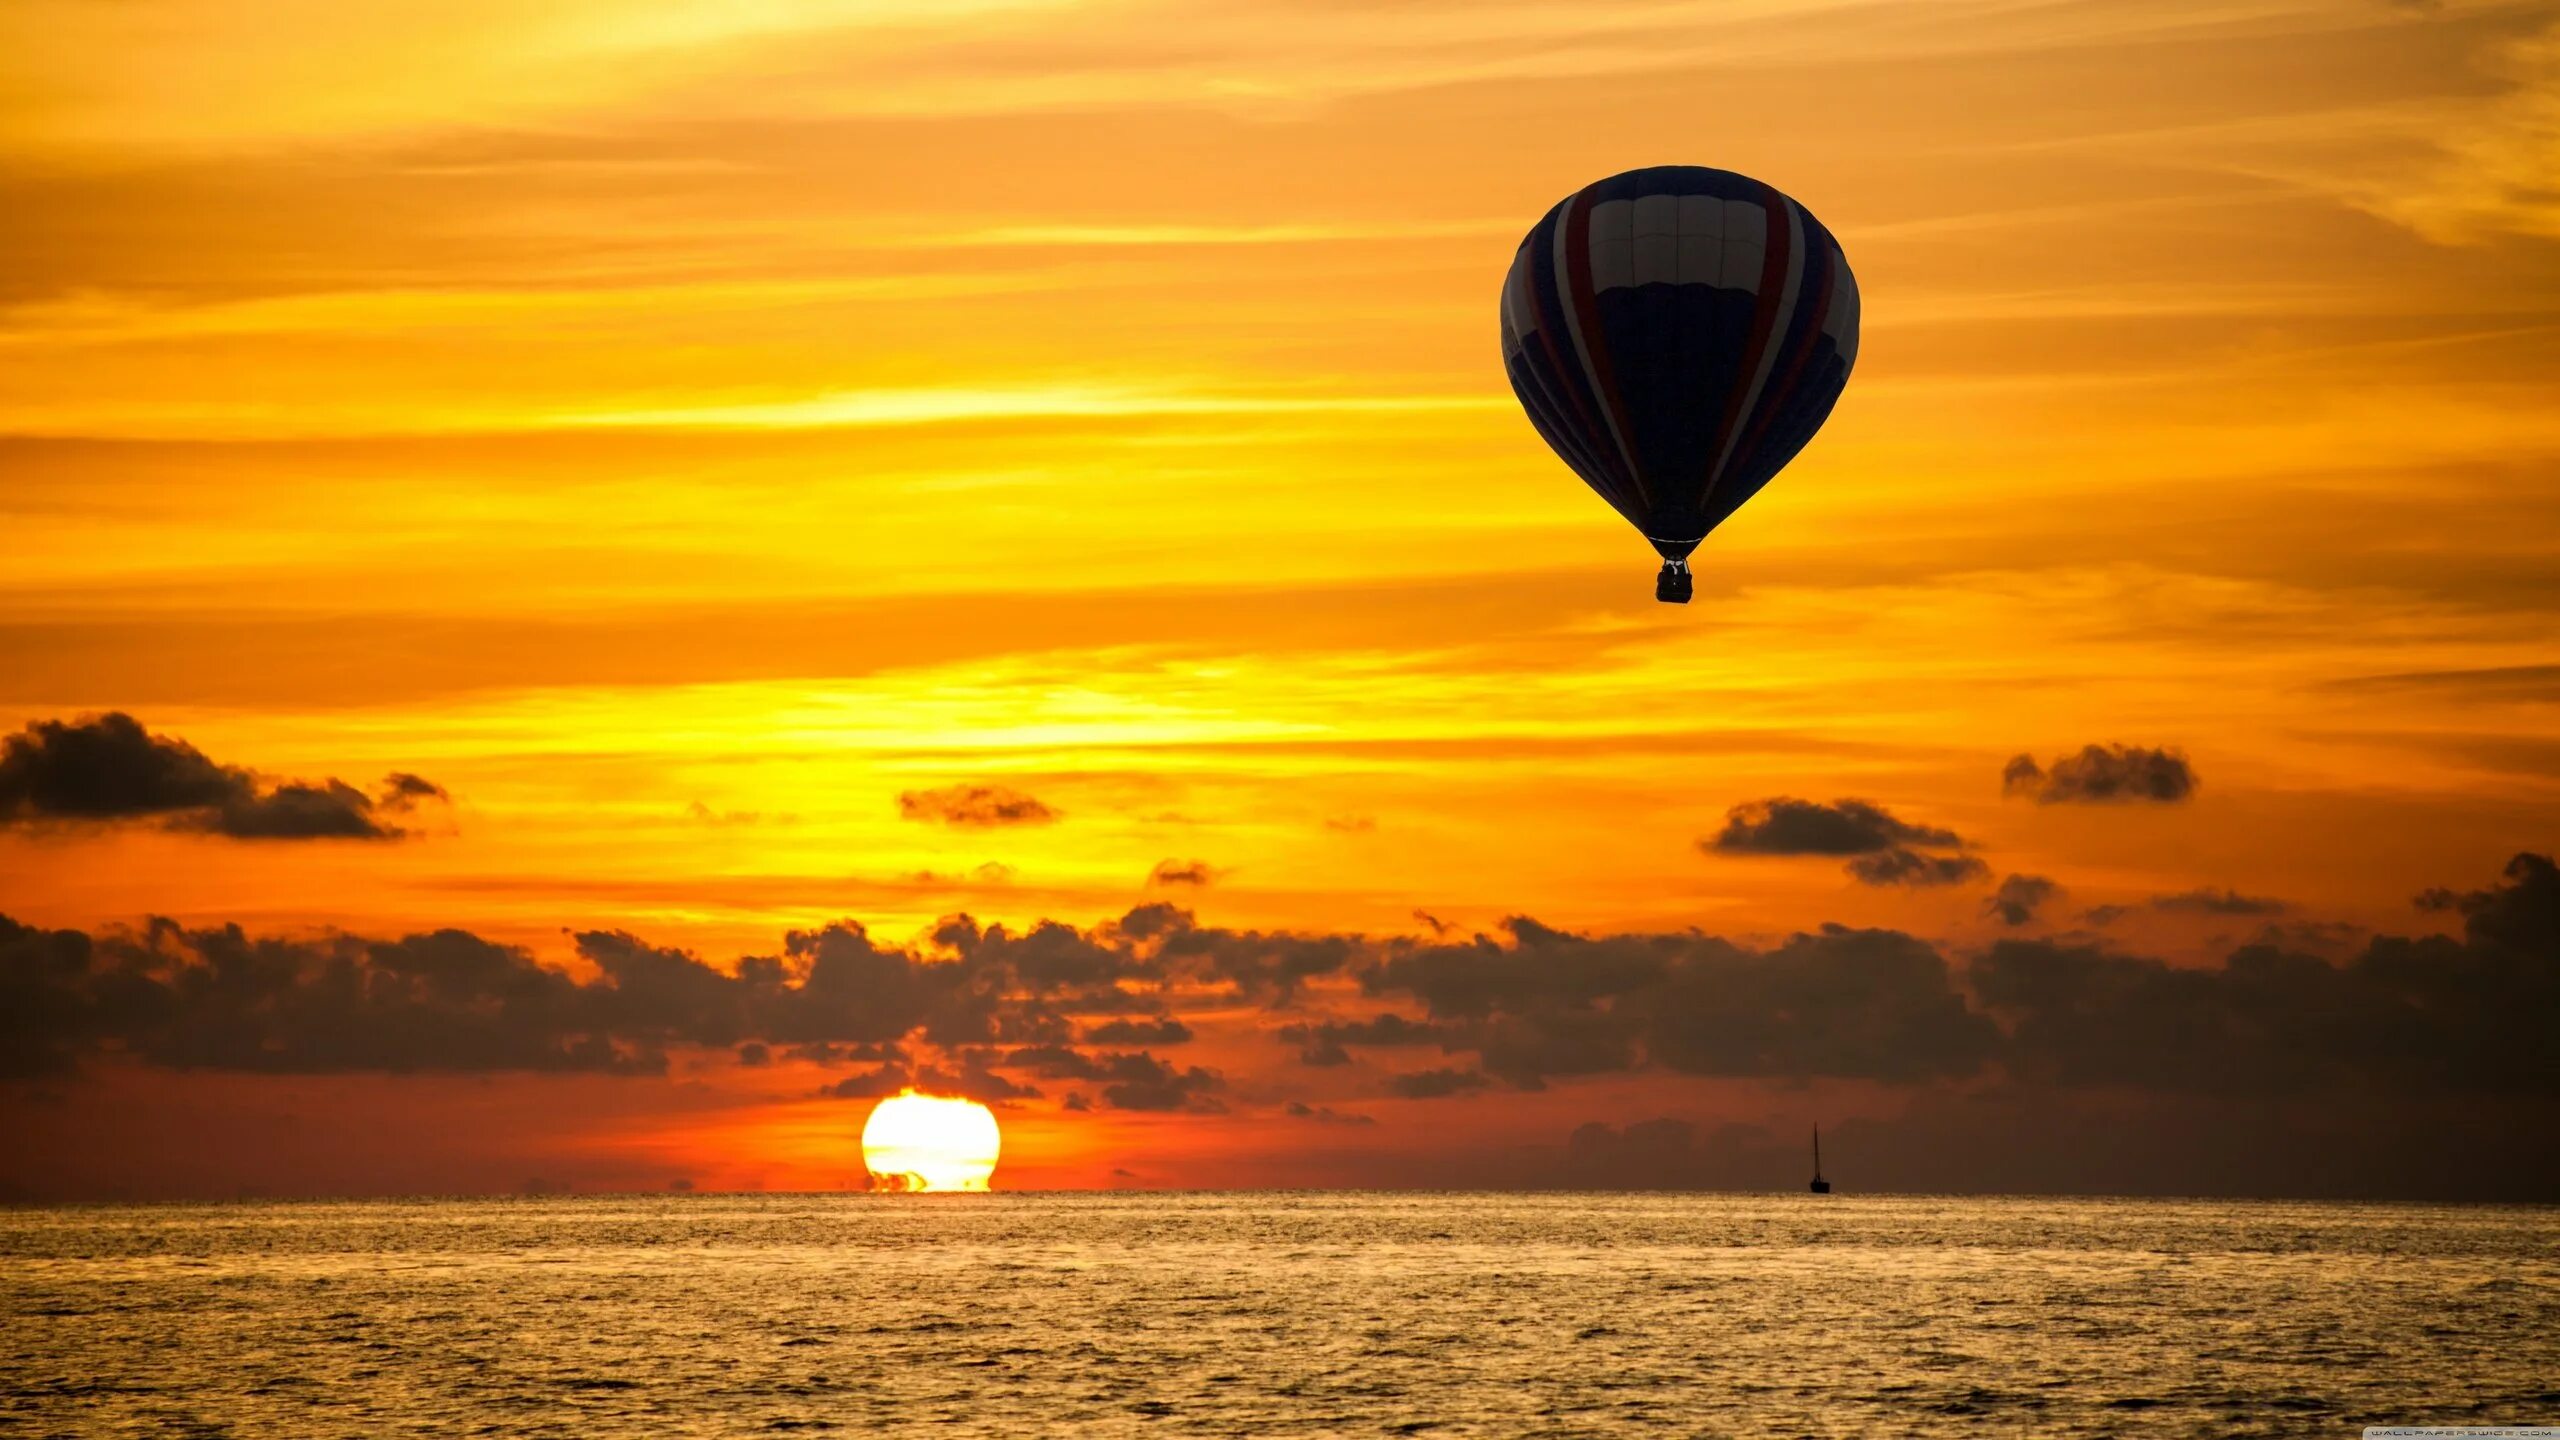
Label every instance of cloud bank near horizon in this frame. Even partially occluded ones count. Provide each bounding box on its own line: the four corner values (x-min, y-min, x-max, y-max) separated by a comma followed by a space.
6, 852, 2548, 1094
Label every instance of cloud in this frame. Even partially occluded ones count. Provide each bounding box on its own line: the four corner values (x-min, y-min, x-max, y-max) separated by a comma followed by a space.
684, 801, 770, 828
906, 861, 1017, 886
1373, 913, 2293, 1089
1975, 859, 2556, 1096
1081, 1016, 1192, 1046
822, 1064, 914, 1099
208, 780, 403, 840
2151, 888, 2289, 916
378, 773, 449, 808
2321, 664, 2560, 701
1846, 848, 1992, 888
1275, 1012, 1442, 1066
2364, 17, 2560, 243
1132, 907, 1357, 1003
0, 916, 648, 1080
1147, 858, 1221, 888
1706, 797, 1981, 889
917, 1059, 1040, 1102
0, 712, 443, 842
896, 784, 1059, 827
1385, 1067, 1491, 1099
1706, 797, 1963, 855
2003, 745, 2196, 804
2417, 852, 2558, 957
4, 855, 2548, 1111
1092, 1051, 1225, 1112
1284, 1101, 1375, 1126
0, 712, 237, 820
1987, 874, 2063, 927
822, 1055, 1038, 1104
1637, 926, 2002, 1085
2085, 888, 2290, 924
992, 1043, 1222, 1110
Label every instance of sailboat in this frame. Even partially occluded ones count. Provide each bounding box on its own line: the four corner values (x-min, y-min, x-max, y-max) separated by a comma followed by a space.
1809, 1125, 1831, 1194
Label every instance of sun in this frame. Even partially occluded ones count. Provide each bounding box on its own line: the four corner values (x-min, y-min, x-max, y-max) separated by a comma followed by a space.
861, 1090, 1001, 1192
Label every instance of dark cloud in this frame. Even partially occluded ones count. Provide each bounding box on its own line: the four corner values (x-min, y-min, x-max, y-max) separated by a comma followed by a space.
1973, 858, 2556, 1097
203, 780, 397, 840
2003, 744, 2196, 804
1846, 848, 1991, 888
2416, 852, 2558, 957
1385, 1067, 1491, 1099
998, 1043, 1104, 1079
1082, 1016, 1192, 1046
1148, 912, 1356, 1003
821, 1055, 1038, 1105
0, 713, 443, 842
1147, 858, 1221, 888
4, 856, 2547, 1125
823, 1063, 914, 1099
1640, 926, 2001, 1084
783, 1041, 904, 1065
0, 903, 1165, 1079
1092, 1051, 1225, 1112
2085, 888, 2289, 924
896, 784, 1059, 827
379, 773, 449, 808
935, 914, 1153, 999
917, 1058, 1041, 1103
1707, 797, 1980, 889
1987, 874, 2063, 927
1111, 902, 1192, 941
1365, 920, 2023, 1088
1466, 1007, 1641, 1089
1274, 1012, 1441, 1066
1706, 797, 1962, 856
0, 712, 239, 820
1284, 1101, 1376, 1126
2152, 888, 2289, 916
991, 1043, 1219, 1109
0, 916, 98, 1080
1366, 916, 1668, 1022
0, 917, 651, 1079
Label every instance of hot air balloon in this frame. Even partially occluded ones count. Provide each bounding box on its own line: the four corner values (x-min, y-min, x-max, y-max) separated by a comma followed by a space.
1500, 166, 1860, 603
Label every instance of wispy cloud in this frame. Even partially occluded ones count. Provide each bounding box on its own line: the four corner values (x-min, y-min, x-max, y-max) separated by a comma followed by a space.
561, 386, 1504, 433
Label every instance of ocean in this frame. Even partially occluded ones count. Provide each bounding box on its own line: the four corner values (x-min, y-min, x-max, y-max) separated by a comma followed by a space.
4, 1192, 2553, 1436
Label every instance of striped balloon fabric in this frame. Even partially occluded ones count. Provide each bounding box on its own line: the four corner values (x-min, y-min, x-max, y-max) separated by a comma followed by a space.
1500, 166, 1860, 603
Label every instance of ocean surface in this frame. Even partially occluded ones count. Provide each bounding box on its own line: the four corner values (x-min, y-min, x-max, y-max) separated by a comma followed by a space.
3, 1192, 2554, 1437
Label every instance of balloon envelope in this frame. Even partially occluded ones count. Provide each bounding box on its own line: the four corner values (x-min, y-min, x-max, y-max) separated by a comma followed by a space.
1500, 166, 1859, 601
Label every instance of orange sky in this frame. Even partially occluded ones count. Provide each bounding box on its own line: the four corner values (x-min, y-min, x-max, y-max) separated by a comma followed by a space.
3, 0, 2556, 1199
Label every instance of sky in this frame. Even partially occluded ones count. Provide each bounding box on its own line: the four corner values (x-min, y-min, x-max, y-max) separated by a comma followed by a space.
3, 0, 2556, 1201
